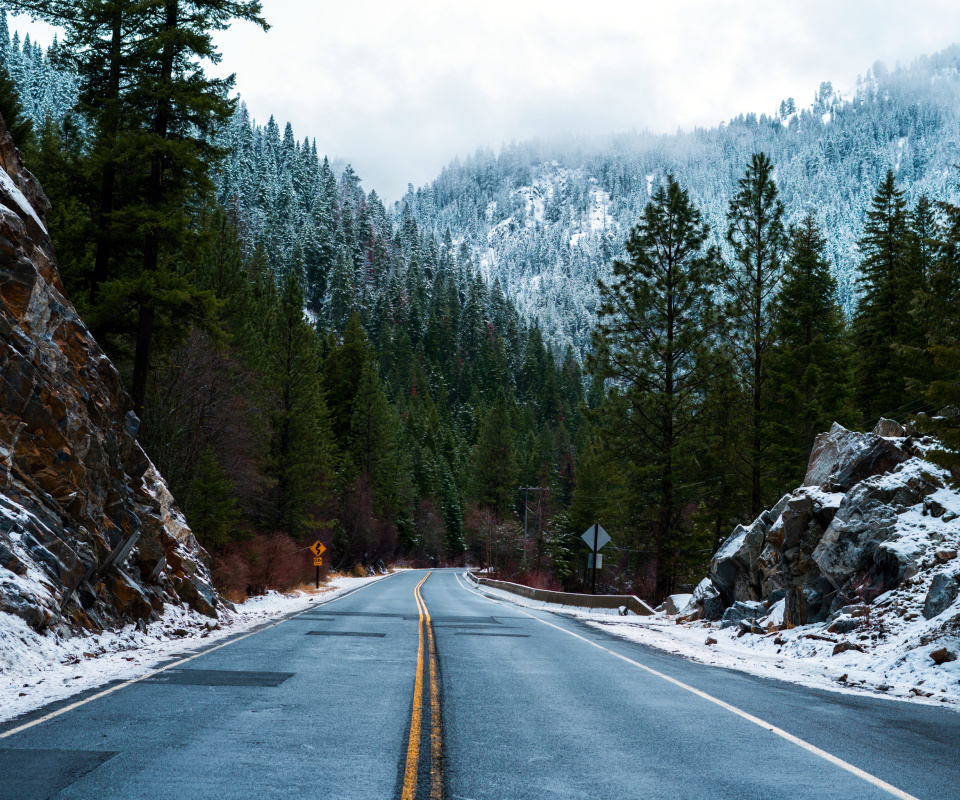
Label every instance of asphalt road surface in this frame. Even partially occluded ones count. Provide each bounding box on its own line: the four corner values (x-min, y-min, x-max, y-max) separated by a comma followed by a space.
1, 569, 958, 800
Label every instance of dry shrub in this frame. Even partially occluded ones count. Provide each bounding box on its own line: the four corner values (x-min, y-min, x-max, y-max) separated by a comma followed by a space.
352, 562, 368, 578
211, 550, 251, 597
522, 570, 562, 591
244, 533, 313, 595
221, 588, 248, 605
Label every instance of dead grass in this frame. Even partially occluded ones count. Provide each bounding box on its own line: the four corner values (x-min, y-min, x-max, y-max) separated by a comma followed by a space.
221, 588, 248, 605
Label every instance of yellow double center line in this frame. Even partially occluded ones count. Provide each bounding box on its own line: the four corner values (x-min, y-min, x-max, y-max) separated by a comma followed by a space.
402, 571, 443, 800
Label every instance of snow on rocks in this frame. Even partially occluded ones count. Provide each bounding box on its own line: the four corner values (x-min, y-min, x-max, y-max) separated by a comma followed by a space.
0, 574, 388, 726
637, 419, 960, 706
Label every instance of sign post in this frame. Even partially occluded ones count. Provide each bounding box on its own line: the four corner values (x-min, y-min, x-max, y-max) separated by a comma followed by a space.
310, 541, 327, 589
581, 523, 610, 595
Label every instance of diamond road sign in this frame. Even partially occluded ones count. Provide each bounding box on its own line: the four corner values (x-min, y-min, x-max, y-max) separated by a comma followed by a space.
310, 541, 326, 557
581, 524, 610, 552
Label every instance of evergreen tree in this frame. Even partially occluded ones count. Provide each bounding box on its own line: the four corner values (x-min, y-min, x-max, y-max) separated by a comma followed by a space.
470, 391, 518, 521
913, 191, 960, 481
264, 268, 332, 537
0, 62, 33, 149
851, 170, 916, 421
591, 176, 726, 598
350, 359, 399, 510
725, 152, 787, 514
185, 447, 241, 548
767, 215, 850, 487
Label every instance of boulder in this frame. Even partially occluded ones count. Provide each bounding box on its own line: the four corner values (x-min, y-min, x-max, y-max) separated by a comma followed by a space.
812, 479, 900, 589
803, 423, 908, 493
680, 578, 725, 621
827, 616, 858, 634
930, 646, 958, 665
709, 515, 767, 600
720, 600, 767, 629
873, 539, 924, 586
922, 570, 960, 620
874, 418, 905, 438
832, 641, 865, 655
664, 593, 693, 616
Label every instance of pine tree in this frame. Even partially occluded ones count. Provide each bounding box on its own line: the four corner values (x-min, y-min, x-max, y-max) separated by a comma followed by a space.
0, 62, 33, 150
185, 447, 240, 548
470, 391, 518, 521
591, 176, 726, 598
851, 170, 916, 422
767, 215, 850, 487
322, 312, 372, 448
264, 269, 332, 538
913, 191, 960, 481
350, 359, 399, 510
725, 152, 787, 514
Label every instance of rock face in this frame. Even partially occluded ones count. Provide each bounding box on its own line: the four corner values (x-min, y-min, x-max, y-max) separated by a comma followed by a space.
0, 114, 218, 633
923, 570, 960, 620
686, 421, 941, 625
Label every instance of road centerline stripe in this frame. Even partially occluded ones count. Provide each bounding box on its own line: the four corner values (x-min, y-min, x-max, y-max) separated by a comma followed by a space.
454, 572, 919, 800
401, 571, 443, 800
402, 572, 429, 800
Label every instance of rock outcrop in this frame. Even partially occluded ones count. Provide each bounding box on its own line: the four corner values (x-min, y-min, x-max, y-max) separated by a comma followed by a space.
0, 114, 218, 634
685, 420, 941, 625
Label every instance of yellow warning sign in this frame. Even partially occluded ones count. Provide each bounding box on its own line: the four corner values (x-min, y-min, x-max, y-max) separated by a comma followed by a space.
313, 557, 323, 567
310, 541, 326, 557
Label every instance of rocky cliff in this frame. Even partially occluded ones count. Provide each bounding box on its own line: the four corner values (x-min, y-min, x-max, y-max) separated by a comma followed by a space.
0, 115, 218, 635
685, 419, 960, 636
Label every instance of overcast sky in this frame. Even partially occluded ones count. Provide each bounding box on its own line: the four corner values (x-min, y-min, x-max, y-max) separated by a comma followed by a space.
10, 1, 960, 202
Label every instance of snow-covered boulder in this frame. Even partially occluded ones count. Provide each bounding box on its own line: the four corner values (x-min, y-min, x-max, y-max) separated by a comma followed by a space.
664, 593, 692, 615
803, 422, 909, 492
709, 515, 768, 602
923, 569, 960, 620
680, 578, 724, 621
720, 600, 767, 629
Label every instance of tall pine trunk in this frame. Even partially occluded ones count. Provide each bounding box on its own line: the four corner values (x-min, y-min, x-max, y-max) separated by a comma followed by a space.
132, 0, 179, 418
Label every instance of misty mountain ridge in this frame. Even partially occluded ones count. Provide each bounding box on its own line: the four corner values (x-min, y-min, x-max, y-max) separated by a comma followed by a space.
397, 46, 960, 355
5, 15, 960, 357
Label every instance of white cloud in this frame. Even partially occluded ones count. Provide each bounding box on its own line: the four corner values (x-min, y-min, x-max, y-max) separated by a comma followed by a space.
12, 2, 960, 202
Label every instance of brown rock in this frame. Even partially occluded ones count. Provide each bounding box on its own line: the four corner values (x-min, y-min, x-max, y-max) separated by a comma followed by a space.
832, 641, 865, 655
0, 112, 219, 632
930, 647, 958, 665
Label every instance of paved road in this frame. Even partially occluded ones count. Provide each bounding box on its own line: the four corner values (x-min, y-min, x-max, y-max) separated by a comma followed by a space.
1, 569, 958, 800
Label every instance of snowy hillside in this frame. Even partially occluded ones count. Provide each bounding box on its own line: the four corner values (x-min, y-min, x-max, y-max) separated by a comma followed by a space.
405, 50, 960, 355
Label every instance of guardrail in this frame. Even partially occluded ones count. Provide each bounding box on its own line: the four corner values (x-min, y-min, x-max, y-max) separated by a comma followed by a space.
465, 572, 655, 616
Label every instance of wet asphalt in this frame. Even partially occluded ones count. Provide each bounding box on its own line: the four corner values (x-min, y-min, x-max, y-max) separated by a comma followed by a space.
0, 569, 958, 800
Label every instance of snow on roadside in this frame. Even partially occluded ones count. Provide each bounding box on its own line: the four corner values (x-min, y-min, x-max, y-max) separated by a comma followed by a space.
586, 608, 960, 711
0, 574, 390, 725
466, 575, 960, 711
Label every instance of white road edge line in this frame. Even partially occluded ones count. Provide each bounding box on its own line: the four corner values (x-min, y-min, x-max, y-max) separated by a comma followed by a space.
0, 571, 401, 740
454, 572, 919, 800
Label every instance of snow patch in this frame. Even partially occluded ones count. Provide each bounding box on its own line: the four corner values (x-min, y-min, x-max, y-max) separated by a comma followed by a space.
0, 168, 47, 235
0, 574, 391, 725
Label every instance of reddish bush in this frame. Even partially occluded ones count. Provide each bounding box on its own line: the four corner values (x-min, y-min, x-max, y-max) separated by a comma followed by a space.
211, 549, 250, 598
242, 533, 315, 595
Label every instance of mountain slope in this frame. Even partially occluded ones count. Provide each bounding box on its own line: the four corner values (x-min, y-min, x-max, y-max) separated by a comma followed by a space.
404, 49, 960, 354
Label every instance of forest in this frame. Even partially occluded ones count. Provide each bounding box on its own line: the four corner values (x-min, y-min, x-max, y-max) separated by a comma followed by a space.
1, 3, 960, 605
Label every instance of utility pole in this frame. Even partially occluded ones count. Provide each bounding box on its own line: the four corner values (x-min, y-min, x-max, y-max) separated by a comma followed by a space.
519, 487, 549, 572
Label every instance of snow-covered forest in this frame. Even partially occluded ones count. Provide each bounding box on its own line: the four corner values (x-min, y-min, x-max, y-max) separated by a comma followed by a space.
5, 6, 960, 602
11, 14, 960, 357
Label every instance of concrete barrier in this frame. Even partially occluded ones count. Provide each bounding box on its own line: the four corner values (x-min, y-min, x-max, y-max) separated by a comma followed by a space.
465, 571, 655, 616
